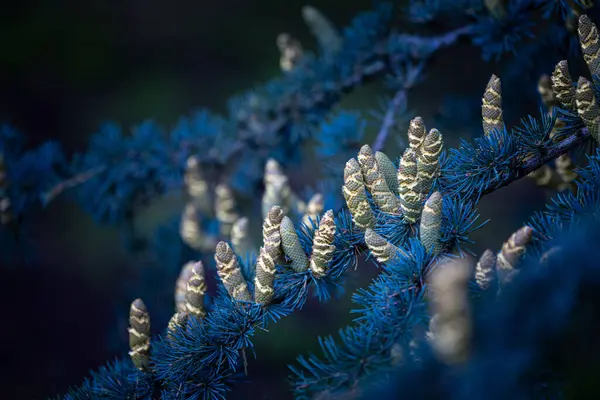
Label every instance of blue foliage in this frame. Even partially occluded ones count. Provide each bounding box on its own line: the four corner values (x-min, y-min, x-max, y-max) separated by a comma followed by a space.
80, 359, 154, 400
71, 121, 180, 223
406, 0, 484, 23
528, 148, 600, 250
3, 0, 592, 227
469, 2, 536, 61
360, 216, 600, 399
0, 125, 69, 264
315, 111, 366, 182
0, 125, 68, 219
540, 0, 586, 19
7, 0, 600, 399
440, 127, 518, 200
170, 110, 227, 167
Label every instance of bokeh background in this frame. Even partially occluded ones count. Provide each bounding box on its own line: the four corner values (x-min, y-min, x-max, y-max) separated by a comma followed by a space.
0, 0, 555, 399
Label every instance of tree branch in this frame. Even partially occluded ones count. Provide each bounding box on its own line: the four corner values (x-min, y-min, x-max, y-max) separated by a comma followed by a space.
478, 128, 591, 199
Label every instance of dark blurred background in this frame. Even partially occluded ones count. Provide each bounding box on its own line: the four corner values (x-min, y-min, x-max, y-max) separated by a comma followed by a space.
0, 1, 552, 399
